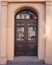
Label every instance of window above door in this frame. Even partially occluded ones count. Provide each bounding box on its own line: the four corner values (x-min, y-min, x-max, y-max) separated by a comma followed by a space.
16, 10, 37, 19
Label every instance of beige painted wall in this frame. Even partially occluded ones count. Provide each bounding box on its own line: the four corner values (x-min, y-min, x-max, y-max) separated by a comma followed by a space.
0, 1, 7, 64
0, 0, 1, 59
0, 0, 52, 64
45, 2, 52, 64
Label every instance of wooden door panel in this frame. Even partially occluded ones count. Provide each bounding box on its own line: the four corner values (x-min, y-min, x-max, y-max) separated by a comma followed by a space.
15, 19, 38, 56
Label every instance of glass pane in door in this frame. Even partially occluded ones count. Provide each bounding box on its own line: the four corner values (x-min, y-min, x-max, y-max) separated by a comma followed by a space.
16, 23, 24, 41
28, 23, 36, 41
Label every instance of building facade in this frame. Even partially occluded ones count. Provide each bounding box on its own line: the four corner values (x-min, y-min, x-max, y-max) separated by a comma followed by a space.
0, 0, 52, 64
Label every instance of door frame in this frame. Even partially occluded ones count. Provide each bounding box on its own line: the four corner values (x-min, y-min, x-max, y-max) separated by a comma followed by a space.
7, 3, 46, 61
14, 19, 38, 56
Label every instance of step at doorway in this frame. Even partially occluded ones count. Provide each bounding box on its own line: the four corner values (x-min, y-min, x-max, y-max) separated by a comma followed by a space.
7, 56, 45, 64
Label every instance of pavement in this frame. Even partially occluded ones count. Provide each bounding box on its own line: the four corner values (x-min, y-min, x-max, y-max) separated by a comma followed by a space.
0, 57, 52, 65
1, 62, 52, 65
0, 62, 52, 65
6, 61, 52, 65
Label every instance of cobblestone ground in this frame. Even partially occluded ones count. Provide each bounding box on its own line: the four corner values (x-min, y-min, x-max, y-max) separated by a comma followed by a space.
7, 63, 52, 65
0, 60, 52, 65
0, 63, 52, 65
6, 61, 52, 65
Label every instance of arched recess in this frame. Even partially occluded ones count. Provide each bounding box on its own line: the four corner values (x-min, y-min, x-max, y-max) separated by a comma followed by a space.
7, 3, 45, 60
15, 6, 38, 16
14, 7, 38, 56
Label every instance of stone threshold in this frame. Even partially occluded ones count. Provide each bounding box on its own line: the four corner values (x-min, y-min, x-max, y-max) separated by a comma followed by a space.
7, 56, 45, 64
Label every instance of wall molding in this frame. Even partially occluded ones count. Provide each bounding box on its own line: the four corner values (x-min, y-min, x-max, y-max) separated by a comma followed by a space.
46, 1, 52, 6
1, 0, 45, 3
1, 1, 8, 6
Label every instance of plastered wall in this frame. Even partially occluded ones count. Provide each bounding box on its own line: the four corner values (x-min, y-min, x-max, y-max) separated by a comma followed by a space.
0, 0, 52, 64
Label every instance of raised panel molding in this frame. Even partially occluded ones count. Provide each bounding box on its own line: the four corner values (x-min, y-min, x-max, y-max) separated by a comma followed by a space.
1, 1, 8, 6
46, 1, 52, 6
1, 0, 45, 2
1, 0, 52, 2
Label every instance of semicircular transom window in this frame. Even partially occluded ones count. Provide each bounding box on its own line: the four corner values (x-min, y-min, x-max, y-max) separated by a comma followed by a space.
16, 10, 38, 19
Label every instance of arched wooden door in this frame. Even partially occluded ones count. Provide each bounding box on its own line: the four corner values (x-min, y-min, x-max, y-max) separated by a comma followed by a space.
15, 9, 38, 56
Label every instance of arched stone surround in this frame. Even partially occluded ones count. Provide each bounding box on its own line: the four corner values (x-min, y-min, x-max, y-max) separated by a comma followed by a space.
7, 2, 46, 61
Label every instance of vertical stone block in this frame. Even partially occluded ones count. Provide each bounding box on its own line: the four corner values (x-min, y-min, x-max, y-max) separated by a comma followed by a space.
0, 1, 8, 64
45, 2, 52, 64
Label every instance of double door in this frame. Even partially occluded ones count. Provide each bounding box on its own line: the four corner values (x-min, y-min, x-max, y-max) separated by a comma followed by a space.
15, 19, 38, 56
